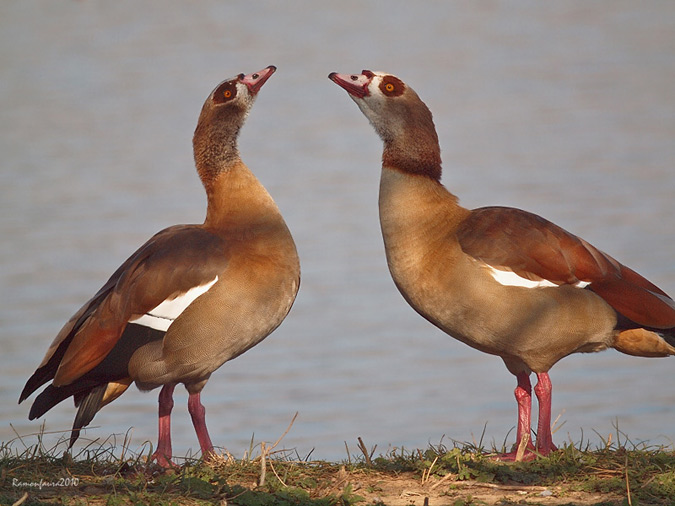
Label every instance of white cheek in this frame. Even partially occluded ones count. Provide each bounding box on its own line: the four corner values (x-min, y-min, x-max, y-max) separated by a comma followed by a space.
235, 81, 247, 94
236, 81, 255, 108
359, 86, 392, 123
487, 267, 589, 289
129, 276, 219, 332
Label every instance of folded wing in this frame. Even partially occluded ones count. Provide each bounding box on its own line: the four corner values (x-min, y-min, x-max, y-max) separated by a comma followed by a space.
457, 206, 675, 329
20, 225, 229, 403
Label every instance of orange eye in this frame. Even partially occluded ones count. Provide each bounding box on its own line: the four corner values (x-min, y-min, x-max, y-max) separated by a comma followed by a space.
379, 76, 404, 96
223, 90, 232, 98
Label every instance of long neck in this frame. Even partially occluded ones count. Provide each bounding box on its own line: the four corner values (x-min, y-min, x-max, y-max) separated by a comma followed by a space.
371, 95, 443, 181
193, 107, 246, 190
382, 127, 442, 181
192, 104, 292, 244
379, 168, 466, 240
202, 160, 285, 237
375, 96, 460, 240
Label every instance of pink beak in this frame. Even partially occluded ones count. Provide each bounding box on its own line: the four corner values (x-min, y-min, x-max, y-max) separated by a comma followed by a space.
328, 70, 374, 98
240, 65, 277, 95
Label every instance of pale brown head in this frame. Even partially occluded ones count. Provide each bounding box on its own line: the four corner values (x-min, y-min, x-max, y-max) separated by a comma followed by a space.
329, 70, 442, 181
193, 65, 276, 186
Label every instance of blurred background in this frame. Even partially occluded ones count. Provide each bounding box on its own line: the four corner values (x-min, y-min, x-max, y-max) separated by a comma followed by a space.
1, 1, 674, 462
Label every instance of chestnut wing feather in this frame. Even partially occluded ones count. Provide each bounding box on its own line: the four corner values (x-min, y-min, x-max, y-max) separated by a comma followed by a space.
20, 225, 228, 400
456, 206, 675, 328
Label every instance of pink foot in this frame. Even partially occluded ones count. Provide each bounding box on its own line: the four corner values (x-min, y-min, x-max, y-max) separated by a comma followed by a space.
495, 433, 538, 462
150, 451, 178, 469
496, 450, 537, 462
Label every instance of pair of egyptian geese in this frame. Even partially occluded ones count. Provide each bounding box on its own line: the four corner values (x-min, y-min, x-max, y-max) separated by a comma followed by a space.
19, 66, 675, 465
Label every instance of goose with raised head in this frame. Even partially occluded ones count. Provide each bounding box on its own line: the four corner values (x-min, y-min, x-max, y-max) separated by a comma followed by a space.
20, 66, 300, 468
329, 69, 674, 460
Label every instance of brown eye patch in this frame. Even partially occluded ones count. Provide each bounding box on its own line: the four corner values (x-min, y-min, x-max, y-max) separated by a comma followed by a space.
213, 81, 237, 104
379, 75, 405, 97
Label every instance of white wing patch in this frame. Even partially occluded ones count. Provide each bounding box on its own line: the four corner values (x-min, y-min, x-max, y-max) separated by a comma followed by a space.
487, 266, 590, 289
129, 276, 219, 332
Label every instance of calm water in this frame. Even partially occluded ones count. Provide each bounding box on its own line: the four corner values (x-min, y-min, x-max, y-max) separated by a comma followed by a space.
1, 1, 674, 462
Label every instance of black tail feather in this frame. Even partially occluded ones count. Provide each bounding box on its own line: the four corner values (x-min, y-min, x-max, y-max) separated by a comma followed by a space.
29, 379, 99, 420
661, 328, 675, 348
70, 384, 107, 448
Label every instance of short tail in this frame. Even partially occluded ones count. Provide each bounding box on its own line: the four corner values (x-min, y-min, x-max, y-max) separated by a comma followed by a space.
614, 328, 675, 357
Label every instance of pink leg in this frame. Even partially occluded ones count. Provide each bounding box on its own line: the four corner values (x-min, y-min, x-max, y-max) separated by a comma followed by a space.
498, 372, 536, 461
534, 372, 558, 455
151, 384, 176, 468
187, 392, 215, 459
514, 372, 533, 448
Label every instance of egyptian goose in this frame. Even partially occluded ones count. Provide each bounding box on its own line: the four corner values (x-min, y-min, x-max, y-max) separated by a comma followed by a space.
19, 66, 300, 467
329, 70, 675, 459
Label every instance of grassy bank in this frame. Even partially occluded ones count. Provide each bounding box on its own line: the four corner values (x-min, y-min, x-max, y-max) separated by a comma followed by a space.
1, 426, 674, 506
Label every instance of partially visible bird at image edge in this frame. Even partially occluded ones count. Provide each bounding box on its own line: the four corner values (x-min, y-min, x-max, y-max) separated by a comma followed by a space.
329, 69, 675, 461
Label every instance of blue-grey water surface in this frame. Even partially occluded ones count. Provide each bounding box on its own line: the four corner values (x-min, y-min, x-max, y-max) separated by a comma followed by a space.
1, 1, 674, 461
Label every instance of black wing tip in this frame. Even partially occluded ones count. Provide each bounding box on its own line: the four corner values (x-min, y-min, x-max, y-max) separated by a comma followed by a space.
20, 346, 73, 405
19, 369, 51, 405
27, 384, 60, 420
